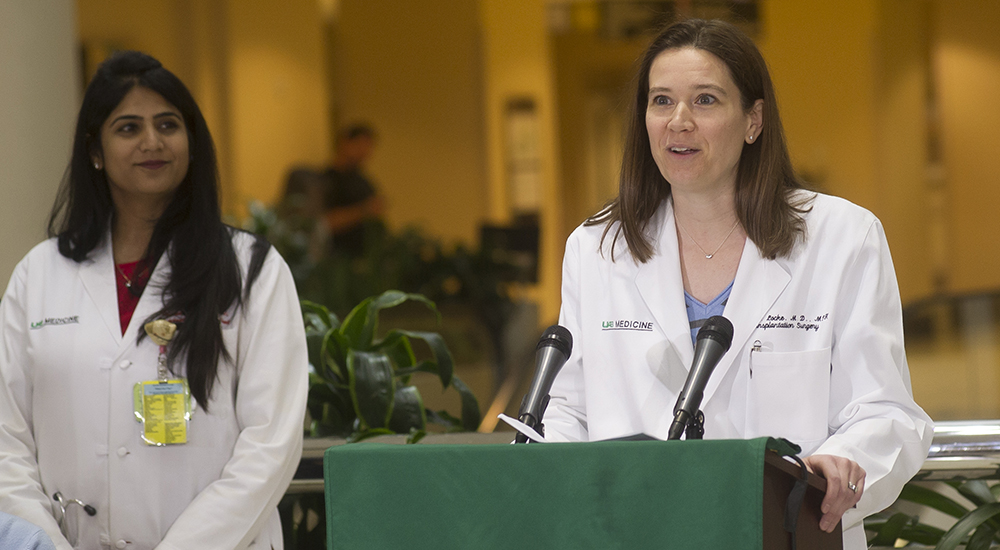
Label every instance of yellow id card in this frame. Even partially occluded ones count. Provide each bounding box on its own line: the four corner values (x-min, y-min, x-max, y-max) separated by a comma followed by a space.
133, 380, 191, 446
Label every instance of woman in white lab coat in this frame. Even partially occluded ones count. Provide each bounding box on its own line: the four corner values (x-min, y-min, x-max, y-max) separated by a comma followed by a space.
543, 19, 932, 549
0, 51, 307, 549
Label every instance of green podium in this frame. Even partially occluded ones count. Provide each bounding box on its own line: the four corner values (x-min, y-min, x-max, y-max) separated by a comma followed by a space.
324, 437, 841, 549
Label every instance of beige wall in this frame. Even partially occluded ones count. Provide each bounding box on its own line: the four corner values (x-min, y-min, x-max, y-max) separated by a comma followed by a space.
0, 0, 79, 285
226, 0, 330, 211
335, 0, 487, 247
935, 0, 1000, 295
77, 0, 330, 217
759, 0, 934, 303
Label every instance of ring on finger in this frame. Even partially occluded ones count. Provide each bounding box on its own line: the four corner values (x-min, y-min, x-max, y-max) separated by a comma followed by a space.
848, 481, 858, 493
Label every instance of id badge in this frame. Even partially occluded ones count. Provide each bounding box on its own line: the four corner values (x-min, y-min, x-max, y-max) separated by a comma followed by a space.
133, 379, 192, 446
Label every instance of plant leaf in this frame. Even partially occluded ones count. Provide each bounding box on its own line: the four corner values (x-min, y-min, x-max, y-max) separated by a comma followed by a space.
936, 502, 1000, 550
339, 297, 374, 350
348, 428, 394, 443
301, 300, 338, 330
959, 480, 997, 506
968, 521, 997, 550
451, 375, 481, 432
378, 331, 418, 374
347, 350, 395, 430
869, 512, 915, 546
394, 360, 438, 379
384, 329, 454, 388
897, 524, 946, 546
406, 428, 427, 444
320, 329, 348, 381
427, 409, 461, 429
388, 385, 427, 433
899, 483, 970, 519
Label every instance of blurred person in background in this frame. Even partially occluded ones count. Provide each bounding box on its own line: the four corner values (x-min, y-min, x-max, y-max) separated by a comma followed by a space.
321, 123, 386, 259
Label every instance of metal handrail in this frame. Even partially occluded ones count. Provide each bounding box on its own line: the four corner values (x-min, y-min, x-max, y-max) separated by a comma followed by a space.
914, 419, 1000, 481
290, 422, 1000, 493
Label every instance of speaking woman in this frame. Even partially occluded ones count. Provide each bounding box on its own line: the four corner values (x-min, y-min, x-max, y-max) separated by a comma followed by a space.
542, 19, 933, 549
0, 51, 308, 549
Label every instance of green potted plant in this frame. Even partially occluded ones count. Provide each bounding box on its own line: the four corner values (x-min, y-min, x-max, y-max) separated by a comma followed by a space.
866, 480, 1000, 549
281, 290, 483, 548
302, 289, 481, 441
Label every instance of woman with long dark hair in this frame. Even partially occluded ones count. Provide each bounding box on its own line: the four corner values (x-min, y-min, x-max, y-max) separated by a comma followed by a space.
543, 20, 932, 549
0, 51, 307, 549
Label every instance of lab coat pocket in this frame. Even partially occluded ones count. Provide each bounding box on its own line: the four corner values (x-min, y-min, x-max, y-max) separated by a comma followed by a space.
748, 347, 831, 448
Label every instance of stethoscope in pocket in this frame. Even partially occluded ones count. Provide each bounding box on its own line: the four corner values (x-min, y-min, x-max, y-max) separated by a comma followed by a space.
53, 492, 96, 547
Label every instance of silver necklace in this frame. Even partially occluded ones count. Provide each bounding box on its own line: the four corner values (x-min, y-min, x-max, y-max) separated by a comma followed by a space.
677, 218, 740, 259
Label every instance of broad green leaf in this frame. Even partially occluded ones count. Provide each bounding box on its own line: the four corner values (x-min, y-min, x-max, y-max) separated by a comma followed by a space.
990, 484, 1000, 501
451, 375, 481, 431
899, 483, 970, 519
968, 521, 997, 550
936, 502, 1000, 550
377, 332, 418, 374
304, 330, 326, 376
301, 300, 337, 331
384, 329, 454, 388
320, 329, 348, 381
339, 297, 374, 350
307, 381, 353, 437
959, 480, 997, 506
394, 360, 438, 379
347, 350, 395, 430
360, 291, 442, 355
427, 409, 462, 429
869, 512, 914, 546
389, 386, 426, 433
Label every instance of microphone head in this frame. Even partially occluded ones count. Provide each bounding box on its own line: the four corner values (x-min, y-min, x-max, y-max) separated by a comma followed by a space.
537, 325, 573, 357
696, 316, 734, 353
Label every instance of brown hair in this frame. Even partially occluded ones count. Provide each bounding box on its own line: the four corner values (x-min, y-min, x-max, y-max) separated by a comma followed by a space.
588, 19, 810, 262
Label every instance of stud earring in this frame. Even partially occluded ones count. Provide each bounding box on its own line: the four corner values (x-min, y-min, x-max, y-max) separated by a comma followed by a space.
94, 162, 100, 170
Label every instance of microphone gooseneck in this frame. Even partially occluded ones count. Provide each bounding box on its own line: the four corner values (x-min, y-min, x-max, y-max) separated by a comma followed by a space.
667, 315, 734, 440
515, 325, 573, 443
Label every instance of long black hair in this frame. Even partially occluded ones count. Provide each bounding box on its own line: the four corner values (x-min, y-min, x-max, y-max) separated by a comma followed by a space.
48, 50, 270, 410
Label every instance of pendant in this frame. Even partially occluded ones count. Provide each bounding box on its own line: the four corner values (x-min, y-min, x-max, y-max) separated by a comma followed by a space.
705, 254, 713, 259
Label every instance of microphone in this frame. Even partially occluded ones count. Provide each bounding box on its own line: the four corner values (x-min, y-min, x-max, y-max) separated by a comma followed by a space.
515, 325, 573, 444
667, 315, 734, 440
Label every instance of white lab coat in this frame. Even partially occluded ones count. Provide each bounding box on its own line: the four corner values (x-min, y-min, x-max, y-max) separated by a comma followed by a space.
545, 192, 933, 549
0, 230, 308, 550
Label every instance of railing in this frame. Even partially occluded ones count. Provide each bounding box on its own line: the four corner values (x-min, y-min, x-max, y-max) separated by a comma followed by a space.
290, 421, 999, 493
914, 419, 1000, 481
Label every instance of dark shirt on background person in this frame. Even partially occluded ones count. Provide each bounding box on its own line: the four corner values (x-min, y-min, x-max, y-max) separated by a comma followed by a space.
323, 167, 377, 258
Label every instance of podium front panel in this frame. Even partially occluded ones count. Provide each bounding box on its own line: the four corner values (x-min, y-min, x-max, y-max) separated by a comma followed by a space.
324, 438, 777, 549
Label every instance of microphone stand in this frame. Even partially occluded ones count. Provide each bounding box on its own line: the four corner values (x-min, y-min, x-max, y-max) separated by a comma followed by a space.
685, 410, 705, 440
667, 409, 705, 440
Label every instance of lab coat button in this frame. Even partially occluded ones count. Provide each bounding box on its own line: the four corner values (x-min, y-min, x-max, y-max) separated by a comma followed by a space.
119, 360, 131, 369
115, 540, 127, 549
117, 447, 128, 457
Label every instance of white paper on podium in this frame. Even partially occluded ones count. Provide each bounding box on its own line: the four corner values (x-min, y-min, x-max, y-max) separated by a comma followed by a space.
497, 413, 548, 443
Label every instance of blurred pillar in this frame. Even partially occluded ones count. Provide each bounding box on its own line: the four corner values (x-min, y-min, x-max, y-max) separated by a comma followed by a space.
480, 0, 563, 326
0, 0, 79, 284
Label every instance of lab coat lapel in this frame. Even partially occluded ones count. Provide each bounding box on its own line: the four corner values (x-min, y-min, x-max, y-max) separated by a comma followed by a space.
124, 252, 171, 342
702, 238, 790, 405
634, 200, 695, 368
77, 236, 124, 343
